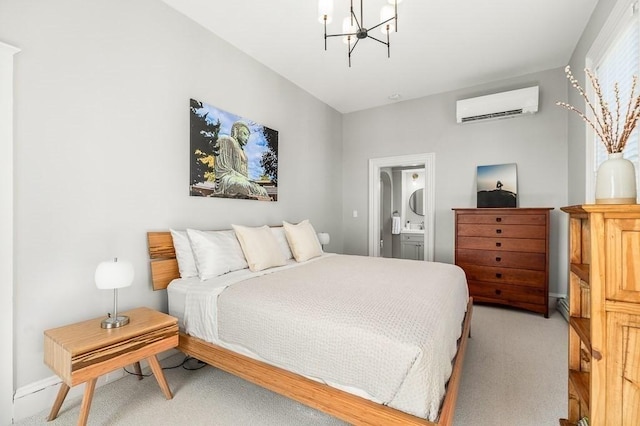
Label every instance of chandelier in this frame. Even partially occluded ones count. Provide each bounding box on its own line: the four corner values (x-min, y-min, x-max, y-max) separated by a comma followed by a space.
318, 0, 401, 67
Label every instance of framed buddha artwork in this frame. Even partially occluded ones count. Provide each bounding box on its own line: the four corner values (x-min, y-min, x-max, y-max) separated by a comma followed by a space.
189, 98, 278, 201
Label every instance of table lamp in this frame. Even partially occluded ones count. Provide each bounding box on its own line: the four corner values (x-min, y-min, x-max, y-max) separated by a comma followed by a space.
95, 258, 134, 329
317, 232, 330, 249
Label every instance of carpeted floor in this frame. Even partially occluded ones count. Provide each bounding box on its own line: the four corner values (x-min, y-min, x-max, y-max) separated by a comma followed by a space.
15, 303, 568, 426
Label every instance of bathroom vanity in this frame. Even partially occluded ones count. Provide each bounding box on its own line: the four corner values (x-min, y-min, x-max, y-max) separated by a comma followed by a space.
400, 230, 424, 260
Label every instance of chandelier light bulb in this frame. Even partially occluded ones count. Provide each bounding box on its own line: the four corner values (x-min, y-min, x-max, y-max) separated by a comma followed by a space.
318, 0, 334, 24
342, 17, 354, 44
388, 0, 402, 4
380, 5, 395, 34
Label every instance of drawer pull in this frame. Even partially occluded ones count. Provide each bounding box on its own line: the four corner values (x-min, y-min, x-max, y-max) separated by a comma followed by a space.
496, 273, 502, 278
495, 289, 502, 295
495, 257, 502, 262
496, 242, 502, 247
496, 229, 502, 234
496, 217, 502, 222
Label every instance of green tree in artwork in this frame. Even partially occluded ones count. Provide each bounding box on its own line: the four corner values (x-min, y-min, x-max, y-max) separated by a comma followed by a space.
190, 98, 221, 185
260, 126, 278, 185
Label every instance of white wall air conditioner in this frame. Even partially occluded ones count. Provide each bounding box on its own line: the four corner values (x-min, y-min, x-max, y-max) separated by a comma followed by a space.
456, 86, 539, 123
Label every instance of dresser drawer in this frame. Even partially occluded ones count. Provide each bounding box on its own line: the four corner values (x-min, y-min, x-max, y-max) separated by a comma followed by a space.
456, 236, 546, 253
456, 248, 546, 270
456, 223, 545, 239
458, 264, 545, 288
468, 280, 546, 305
456, 213, 547, 226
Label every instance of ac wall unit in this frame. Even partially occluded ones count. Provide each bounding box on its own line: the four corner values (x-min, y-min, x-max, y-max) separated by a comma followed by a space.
456, 86, 539, 123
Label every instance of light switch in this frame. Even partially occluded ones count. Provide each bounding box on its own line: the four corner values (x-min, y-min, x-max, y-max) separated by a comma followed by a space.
352, 210, 358, 218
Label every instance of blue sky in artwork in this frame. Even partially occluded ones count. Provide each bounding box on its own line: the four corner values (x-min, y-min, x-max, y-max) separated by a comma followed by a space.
199, 102, 269, 180
477, 163, 517, 193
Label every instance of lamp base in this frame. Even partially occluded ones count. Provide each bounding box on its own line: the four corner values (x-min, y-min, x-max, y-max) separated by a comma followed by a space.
100, 315, 130, 329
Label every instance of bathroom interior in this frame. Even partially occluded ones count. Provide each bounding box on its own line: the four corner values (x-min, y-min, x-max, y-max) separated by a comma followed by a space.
379, 167, 425, 260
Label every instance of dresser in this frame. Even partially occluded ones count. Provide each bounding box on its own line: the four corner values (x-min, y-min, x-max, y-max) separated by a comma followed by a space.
453, 207, 552, 317
559, 205, 640, 425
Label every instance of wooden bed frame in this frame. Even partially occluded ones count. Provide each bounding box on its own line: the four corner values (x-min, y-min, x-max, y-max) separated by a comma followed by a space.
147, 231, 472, 426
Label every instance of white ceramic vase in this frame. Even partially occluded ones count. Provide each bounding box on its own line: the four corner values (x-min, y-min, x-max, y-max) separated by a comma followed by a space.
595, 152, 637, 204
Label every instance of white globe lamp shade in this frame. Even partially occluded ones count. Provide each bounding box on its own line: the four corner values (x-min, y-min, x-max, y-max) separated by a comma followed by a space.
317, 232, 330, 246
95, 258, 134, 289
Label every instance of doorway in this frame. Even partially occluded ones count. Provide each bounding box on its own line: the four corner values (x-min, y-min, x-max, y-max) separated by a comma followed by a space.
379, 169, 392, 257
368, 153, 435, 260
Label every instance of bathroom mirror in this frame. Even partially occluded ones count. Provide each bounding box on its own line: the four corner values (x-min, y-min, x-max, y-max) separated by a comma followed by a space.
409, 189, 424, 216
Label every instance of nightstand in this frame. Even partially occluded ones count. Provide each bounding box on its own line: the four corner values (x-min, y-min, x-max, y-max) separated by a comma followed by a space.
43, 307, 179, 425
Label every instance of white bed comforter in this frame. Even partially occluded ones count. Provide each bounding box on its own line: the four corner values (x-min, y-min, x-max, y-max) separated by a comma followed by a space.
179, 254, 469, 421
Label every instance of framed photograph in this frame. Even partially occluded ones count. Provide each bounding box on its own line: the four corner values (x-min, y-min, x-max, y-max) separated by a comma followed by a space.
476, 163, 517, 208
189, 98, 278, 201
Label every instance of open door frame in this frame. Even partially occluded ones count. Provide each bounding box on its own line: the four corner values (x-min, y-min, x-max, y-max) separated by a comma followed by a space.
368, 153, 435, 260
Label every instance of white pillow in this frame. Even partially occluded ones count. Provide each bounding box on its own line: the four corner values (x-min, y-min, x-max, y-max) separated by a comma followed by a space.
270, 226, 294, 260
232, 225, 286, 272
186, 229, 249, 280
169, 229, 199, 279
283, 220, 323, 262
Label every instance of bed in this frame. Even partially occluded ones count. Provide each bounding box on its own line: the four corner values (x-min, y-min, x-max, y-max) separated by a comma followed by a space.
147, 230, 472, 426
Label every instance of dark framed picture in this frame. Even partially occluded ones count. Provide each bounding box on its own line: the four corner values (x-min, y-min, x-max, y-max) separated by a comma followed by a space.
189, 98, 278, 201
476, 163, 517, 208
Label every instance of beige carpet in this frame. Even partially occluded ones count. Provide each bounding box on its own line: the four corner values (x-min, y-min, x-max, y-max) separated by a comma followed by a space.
15, 303, 568, 426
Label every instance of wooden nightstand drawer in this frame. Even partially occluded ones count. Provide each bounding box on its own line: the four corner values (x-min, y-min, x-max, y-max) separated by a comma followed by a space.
45, 307, 178, 386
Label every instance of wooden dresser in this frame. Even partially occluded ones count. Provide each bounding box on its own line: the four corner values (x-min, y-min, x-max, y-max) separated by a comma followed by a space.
453, 207, 552, 317
559, 205, 640, 425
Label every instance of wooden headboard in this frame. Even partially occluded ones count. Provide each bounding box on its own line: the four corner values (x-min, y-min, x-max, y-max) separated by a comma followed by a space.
147, 232, 180, 290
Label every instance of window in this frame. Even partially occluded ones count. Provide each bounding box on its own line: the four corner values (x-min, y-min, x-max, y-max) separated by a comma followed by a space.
586, 0, 640, 201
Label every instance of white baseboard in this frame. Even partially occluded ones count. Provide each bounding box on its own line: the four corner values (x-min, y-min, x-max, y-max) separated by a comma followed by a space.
12, 348, 179, 423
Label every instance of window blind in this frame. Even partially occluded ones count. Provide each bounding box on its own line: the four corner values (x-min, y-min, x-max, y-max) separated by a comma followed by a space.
593, 6, 639, 184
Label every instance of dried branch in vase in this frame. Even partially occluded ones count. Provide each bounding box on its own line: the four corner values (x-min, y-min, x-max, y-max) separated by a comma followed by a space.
556, 65, 640, 154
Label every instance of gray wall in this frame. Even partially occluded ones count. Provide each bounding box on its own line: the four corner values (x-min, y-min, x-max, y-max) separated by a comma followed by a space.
0, 0, 343, 391
341, 68, 569, 295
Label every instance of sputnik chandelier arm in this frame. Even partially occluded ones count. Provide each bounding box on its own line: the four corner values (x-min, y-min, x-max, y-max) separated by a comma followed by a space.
319, 0, 401, 67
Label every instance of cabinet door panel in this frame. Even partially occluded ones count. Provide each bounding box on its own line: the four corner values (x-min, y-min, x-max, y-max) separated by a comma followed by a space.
457, 224, 546, 239
606, 219, 640, 303
606, 312, 640, 425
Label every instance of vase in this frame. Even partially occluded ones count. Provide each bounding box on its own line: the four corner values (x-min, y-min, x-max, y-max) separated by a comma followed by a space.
595, 152, 637, 204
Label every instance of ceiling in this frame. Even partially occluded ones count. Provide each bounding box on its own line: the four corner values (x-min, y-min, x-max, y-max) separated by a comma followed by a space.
163, 0, 599, 114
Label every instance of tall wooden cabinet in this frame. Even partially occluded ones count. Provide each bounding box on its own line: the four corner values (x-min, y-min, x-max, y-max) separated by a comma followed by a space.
453, 208, 552, 317
560, 205, 640, 425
